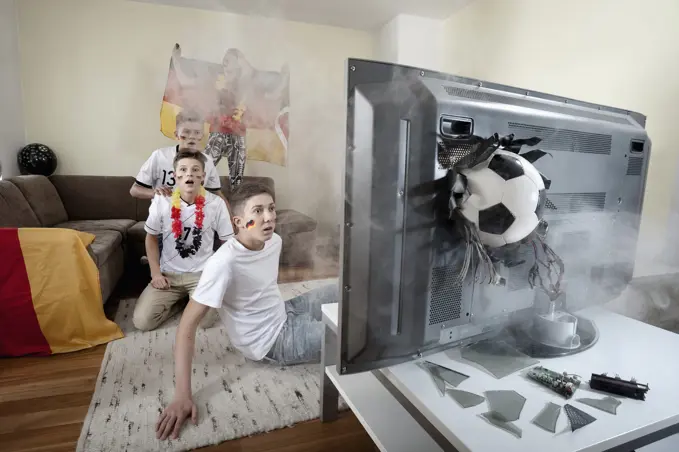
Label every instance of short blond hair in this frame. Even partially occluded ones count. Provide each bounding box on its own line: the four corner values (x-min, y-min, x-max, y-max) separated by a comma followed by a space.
175, 110, 203, 127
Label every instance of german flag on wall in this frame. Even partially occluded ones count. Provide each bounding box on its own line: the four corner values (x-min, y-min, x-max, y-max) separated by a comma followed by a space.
161, 44, 290, 167
0, 228, 123, 357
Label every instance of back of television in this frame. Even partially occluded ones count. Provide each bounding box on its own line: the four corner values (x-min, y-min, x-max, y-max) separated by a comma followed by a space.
338, 59, 651, 374
425, 77, 650, 356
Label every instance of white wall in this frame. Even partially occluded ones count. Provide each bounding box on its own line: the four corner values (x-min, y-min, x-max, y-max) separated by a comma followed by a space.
376, 15, 399, 64
444, 0, 679, 269
0, 0, 25, 179
375, 15, 445, 71
17, 0, 373, 229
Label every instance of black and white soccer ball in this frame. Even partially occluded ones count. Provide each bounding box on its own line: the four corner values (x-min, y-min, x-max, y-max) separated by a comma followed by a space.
457, 149, 546, 248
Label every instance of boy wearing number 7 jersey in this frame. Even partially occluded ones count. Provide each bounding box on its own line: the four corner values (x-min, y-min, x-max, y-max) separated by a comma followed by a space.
132, 150, 234, 331
129, 110, 225, 200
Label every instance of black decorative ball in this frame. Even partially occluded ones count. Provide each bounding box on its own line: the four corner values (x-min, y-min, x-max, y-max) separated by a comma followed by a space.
17, 143, 58, 176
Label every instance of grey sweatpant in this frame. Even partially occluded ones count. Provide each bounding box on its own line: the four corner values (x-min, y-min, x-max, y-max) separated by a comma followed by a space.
264, 283, 339, 366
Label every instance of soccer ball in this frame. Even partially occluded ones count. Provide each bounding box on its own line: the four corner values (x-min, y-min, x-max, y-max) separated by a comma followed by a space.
457, 149, 546, 248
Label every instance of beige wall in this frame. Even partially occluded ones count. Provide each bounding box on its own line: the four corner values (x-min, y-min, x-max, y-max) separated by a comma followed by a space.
0, 0, 24, 179
375, 15, 445, 72
444, 0, 679, 267
17, 0, 373, 229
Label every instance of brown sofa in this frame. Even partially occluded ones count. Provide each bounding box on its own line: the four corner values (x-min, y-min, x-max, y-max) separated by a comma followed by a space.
0, 175, 318, 303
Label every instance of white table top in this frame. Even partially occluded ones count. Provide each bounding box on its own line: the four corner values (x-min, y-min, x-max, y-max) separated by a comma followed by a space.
323, 302, 679, 452
322, 303, 338, 334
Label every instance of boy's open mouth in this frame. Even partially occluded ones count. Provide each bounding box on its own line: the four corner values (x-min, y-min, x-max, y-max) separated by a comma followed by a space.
262, 225, 274, 233
185, 180, 195, 186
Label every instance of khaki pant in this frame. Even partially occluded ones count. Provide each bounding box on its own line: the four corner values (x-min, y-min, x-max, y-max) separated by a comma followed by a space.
132, 272, 220, 331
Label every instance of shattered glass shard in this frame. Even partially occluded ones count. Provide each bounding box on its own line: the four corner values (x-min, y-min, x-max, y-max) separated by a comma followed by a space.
479, 411, 523, 438
484, 390, 526, 422
460, 340, 539, 379
446, 388, 485, 408
577, 396, 622, 415
419, 361, 469, 396
564, 403, 597, 431
417, 362, 446, 396
431, 372, 446, 396
532, 402, 561, 433
424, 361, 469, 388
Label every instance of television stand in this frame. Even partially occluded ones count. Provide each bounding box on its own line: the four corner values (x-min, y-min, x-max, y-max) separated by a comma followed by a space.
507, 314, 600, 358
321, 303, 679, 452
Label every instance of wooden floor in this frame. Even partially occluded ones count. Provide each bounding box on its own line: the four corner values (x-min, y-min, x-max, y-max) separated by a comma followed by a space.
0, 263, 378, 452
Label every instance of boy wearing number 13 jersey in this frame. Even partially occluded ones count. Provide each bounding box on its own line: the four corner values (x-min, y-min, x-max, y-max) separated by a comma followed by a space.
132, 151, 234, 332
130, 110, 224, 200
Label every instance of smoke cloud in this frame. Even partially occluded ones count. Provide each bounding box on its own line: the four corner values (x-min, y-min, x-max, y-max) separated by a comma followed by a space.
342, 63, 679, 334
156, 2, 679, 333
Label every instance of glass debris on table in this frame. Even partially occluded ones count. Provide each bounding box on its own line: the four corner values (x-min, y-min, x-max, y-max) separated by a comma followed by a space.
564, 403, 597, 431
460, 339, 539, 379
532, 401, 561, 433
419, 361, 470, 396
446, 388, 485, 408
577, 396, 622, 415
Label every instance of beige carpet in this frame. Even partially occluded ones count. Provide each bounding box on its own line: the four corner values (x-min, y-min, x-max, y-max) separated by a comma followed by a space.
76, 278, 340, 452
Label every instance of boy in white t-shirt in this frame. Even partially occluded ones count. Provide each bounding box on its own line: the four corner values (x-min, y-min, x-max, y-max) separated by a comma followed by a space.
154, 182, 337, 441
132, 151, 234, 332
129, 110, 226, 200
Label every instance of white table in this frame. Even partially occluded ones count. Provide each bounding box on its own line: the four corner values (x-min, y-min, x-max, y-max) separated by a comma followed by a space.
320, 303, 679, 452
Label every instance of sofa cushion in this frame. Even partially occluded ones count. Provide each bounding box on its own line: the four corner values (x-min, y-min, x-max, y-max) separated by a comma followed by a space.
129, 221, 147, 244
8, 175, 68, 226
85, 229, 123, 267
49, 175, 138, 221
280, 230, 316, 267
127, 221, 148, 262
55, 219, 137, 239
136, 197, 152, 222
0, 181, 41, 228
275, 209, 317, 236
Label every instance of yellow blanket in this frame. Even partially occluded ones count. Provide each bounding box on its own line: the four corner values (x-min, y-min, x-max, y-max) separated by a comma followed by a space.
0, 227, 124, 356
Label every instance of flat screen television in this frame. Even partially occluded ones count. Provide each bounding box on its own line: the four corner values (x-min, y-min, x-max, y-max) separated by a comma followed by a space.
338, 58, 651, 375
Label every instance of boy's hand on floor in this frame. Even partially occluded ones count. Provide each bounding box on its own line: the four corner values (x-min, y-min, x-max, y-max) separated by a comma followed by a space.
156, 397, 197, 440
151, 274, 170, 290
155, 187, 173, 197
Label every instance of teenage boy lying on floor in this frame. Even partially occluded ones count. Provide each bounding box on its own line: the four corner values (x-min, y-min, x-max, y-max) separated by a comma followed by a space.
155, 181, 337, 440
133, 150, 234, 332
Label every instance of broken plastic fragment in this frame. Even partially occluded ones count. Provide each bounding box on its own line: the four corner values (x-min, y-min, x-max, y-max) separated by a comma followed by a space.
519, 149, 551, 163
484, 390, 526, 422
577, 396, 621, 415
479, 411, 523, 438
532, 402, 561, 433
564, 403, 596, 431
446, 388, 485, 408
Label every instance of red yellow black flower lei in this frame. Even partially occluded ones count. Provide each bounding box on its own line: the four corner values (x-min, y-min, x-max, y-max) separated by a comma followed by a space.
171, 187, 206, 258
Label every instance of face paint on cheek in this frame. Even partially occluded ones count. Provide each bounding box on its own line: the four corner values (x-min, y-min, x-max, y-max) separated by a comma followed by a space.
246, 220, 256, 230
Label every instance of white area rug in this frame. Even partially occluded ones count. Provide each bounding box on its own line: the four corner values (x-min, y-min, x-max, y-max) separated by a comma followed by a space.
77, 278, 340, 452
